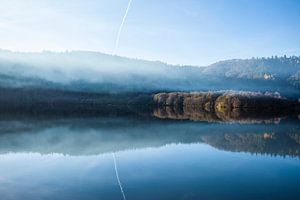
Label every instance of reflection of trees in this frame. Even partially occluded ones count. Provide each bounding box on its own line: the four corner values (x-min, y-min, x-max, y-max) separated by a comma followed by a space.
200, 131, 300, 158
154, 105, 220, 122
154, 106, 285, 124
0, 115, 299, 158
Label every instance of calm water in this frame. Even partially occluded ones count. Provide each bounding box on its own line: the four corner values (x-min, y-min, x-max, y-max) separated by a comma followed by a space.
0, 116, 300, 200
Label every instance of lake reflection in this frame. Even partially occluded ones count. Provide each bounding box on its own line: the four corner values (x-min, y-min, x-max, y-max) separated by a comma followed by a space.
0, 115, 300, 200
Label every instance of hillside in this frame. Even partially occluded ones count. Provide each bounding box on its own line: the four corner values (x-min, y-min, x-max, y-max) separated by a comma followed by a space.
0, 50, 299, 97
201, 56, 300, 97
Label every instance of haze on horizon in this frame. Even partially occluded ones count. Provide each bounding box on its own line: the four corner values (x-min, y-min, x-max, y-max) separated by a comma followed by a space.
0, 0, 300, 66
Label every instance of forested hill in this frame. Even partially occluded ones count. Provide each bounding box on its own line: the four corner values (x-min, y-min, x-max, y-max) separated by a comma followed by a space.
203, 56, 300, 88
0, 50, 299, 97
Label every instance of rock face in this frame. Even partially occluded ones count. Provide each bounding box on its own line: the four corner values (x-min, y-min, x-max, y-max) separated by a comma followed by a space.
153, 91, 300, 123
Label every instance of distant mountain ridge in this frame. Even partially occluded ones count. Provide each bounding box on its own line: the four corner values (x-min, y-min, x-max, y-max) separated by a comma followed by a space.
0, 50, 299, 97
204, 56, 300, 81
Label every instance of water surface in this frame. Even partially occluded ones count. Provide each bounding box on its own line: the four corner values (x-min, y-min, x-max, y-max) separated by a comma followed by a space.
0, 116, 299, 200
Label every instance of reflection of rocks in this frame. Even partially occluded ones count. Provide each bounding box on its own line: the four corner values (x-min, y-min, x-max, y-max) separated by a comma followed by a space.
154, 92, 299, 123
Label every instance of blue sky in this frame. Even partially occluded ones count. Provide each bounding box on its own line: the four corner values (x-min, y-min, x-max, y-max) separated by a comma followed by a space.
0, 0, 300, 65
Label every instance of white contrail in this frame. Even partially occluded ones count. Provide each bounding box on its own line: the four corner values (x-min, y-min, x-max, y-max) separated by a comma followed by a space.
113, 153, 127, 200
113, 0, 133, 55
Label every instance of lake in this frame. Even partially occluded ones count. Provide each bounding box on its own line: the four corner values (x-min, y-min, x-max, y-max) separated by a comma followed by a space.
0, 115, 299, 200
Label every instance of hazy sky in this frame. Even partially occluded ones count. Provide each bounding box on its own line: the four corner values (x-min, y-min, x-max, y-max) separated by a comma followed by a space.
0, 0, 300, 65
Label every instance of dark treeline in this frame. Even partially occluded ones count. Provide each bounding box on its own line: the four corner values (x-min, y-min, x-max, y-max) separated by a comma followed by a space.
0, 87, 154, 118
